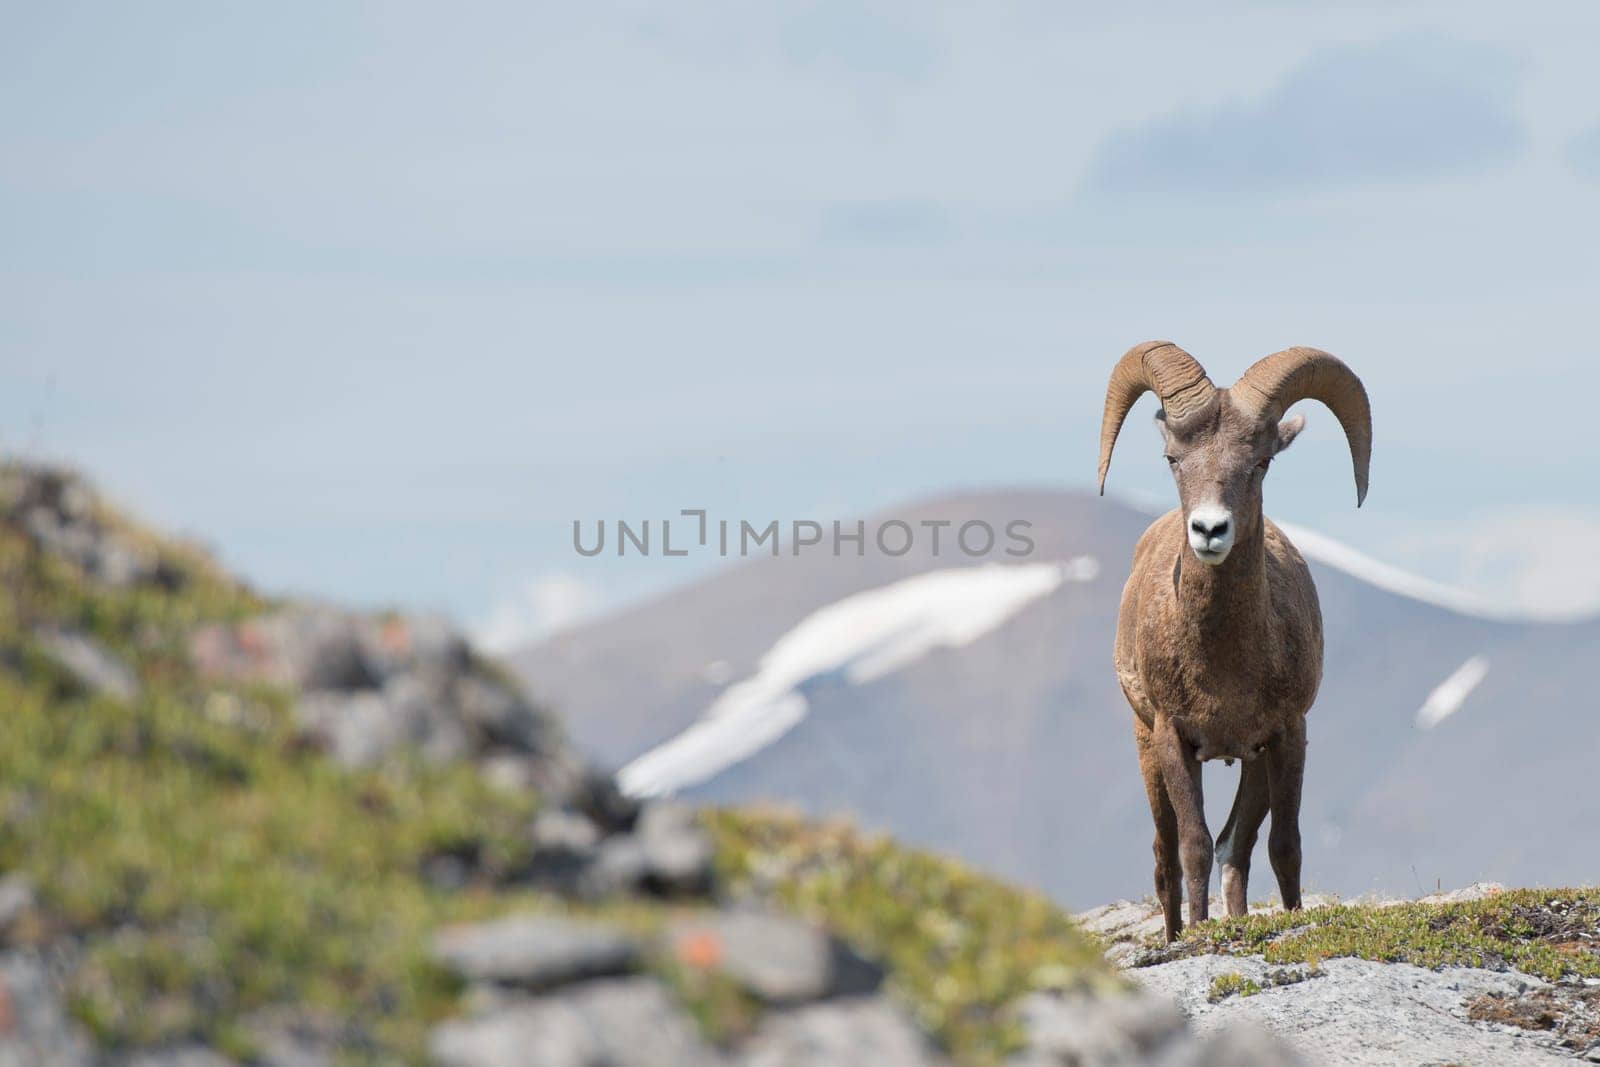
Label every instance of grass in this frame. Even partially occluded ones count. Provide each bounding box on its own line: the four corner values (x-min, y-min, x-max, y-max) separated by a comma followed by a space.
0, 472, 1118, 1064
1206, 971, 1260, 1002
707, 807, 1121, 1064
1163, 890, 1600, 983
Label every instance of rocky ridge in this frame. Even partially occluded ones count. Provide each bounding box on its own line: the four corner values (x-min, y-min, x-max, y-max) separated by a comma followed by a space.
1079, 885, 1600, 1065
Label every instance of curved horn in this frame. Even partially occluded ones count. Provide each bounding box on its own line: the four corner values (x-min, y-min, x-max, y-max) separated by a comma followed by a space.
1231, 347, 1372, 506
1097, 340, 1215, 494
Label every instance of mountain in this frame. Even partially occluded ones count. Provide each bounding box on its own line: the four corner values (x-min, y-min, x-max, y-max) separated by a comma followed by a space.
511, 489, 1600, 909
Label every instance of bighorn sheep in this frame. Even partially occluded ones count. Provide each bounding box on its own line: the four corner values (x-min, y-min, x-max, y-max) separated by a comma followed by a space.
1098, 341, 1371, 940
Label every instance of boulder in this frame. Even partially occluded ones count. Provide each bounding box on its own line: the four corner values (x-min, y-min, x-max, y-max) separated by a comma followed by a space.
34, 626, 138, 702
430, 977, 721, 1067
635, 802, 715, 895
741, 995, 944, 1066
665, 910, 881, 1004
1007, 989, 1187, 1065
0, 952, 96, 1067
432, 915, 640, 989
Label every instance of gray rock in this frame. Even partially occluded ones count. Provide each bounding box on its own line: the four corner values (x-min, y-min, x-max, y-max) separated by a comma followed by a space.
1134, 953, 1570, 1064
295, 690, 410, 768
635, 802, 715, 895
454, 674, 553, 753
190, 605, 373, 692
0, 876, 36, 936
532, 810, 601, 855
565, 801, 716, 899
664, 910, 881, 1004
1008, 989, 1187, 1065
432, 915, 639, 989
1157, 1022, 1306, 1067
0, 953, 95, 1067
237, 1007, 347, 1066
356, 613, 467, 682
34, 626, 138, 701
430, 976, 722, 1067
1, 465, 162, 588
579, 834, 651, 899
525, 809, 602, 890
116, 1047, 236, 1066
382, 672, 473, 764
741, 995, 943, 1066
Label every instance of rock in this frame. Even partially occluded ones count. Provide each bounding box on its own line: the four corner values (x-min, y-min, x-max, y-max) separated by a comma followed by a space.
635, 802, 715, 895
356, 614, 467, 682
1133, 953, 1569, 1064
665, 910, 881, 1004
430, 976, 722, 1067
1008, 989, 1187, 1065
1413, 881, 1507, 907
237, 1007, 350, 1066
382, 673, 473, 763
454, 674, 553, 752
1, 465, 163, 589
532, 810, 601, 855
566, 768, 641, 834
0, 952, 95, 1067
741, 995, 943, 1066
190, 606, 373, 692
34, 626, 138, 701
524, 810, 602, 891
432, 915, 640, 989
0, 877, 36, 937
569, 801, 714, 900
191, 604, 577, 778
580, 834, 651, 898
1158, 1022, 1306, 1066
294, 690, 412, 769
116, 1047, 236, 1066
1075, 895, 1341, 967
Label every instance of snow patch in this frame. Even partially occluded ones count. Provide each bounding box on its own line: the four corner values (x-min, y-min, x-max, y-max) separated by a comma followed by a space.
618, 559, 1093, 798
1415, 655, 1489, 729
1274, 522, 1565, 623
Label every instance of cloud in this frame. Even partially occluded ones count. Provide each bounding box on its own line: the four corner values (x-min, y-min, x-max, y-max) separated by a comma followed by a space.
1086, 36, 1523, 196
473, 572, 605, 654
1370, 507, 1600, 622
1569, 120, 1600, 179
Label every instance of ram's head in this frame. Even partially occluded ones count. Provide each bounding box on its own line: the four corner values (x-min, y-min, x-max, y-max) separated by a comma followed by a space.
1097, 342, 1371, 565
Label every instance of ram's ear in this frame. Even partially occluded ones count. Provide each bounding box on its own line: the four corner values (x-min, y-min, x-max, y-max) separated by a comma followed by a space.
1152, 407, 1169, 439
1274, 412, 1306, 454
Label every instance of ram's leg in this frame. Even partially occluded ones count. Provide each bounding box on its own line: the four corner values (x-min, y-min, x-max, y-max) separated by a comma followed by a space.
1134, 717, 1182, 941
1150, 715, 1211, 927
1215, 759, 1269, 917
1265, 717, 1307, 911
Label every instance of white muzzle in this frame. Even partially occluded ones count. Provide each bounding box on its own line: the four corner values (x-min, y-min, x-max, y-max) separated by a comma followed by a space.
1187, 505, 1234, 564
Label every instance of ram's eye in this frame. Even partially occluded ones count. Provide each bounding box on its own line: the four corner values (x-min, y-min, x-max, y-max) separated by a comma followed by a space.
1255, 458, 1272, 473
1164, 455, 1179, 467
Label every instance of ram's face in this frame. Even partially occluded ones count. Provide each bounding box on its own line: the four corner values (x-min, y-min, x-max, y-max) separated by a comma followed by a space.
1157, 396, 1304, 566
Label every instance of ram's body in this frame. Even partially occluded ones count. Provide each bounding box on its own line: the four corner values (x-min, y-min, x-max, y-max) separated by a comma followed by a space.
1114, 510, 1321, 762
1096, 341, 1370, 941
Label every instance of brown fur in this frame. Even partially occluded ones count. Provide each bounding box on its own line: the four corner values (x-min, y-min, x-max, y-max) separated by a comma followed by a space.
1113, 391, 1324, 939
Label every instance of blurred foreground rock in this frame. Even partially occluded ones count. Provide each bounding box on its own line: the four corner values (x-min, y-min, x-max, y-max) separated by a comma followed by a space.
190, 604, 586, 800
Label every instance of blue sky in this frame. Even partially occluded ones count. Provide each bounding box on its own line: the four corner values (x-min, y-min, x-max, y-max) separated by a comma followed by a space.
3, 3, 1599, 644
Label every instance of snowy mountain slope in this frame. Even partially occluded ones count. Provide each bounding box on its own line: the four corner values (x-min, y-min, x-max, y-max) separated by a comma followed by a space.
511, 490, 1600, 907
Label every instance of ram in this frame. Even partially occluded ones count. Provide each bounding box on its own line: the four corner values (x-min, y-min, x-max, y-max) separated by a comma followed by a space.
1097, 341, 1372, 940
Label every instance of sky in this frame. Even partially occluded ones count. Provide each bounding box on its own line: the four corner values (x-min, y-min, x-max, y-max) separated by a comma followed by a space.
3, 2, 1599, 647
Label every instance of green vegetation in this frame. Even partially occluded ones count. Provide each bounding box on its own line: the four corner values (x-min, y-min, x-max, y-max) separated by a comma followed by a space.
0, 506, 544, 1057
1167, 890, 1600, 983
0, 476, 1116, 1064
708, 808, 1120, 1064
1206, 971, 1261, 1002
